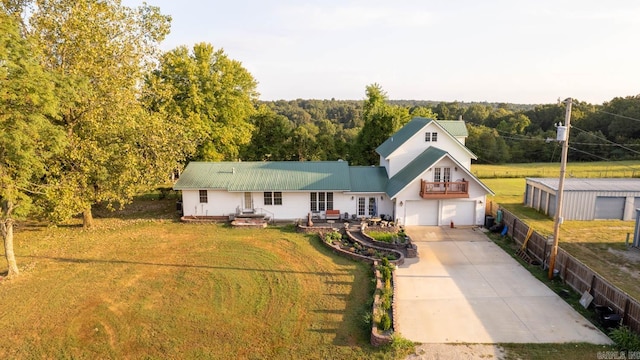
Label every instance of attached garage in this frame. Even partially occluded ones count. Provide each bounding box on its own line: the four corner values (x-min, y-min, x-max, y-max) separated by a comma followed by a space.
525, 178, 640, 221
441, 200, 476, 226
403, 199, 477, 226
404, 200, 438, 226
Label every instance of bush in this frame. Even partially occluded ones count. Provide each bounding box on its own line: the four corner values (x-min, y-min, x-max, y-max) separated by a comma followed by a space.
379, 312, 391, 331
610, 326, 640, 352
381, 257, 389, 267
361, 310, 373, 330
381, 267, 391, 283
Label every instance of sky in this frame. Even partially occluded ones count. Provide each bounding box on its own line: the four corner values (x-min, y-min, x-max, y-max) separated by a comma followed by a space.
123, 0, 640, 104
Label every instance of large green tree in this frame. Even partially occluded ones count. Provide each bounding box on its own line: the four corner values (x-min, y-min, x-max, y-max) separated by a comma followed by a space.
353, 84, 409, 165
0, 9, 64, 276
145, 42, 258, 162
26, 0, 171, 227
240, 105, 295, 161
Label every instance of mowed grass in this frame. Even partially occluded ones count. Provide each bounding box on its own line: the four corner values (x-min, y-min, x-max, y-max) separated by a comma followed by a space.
481, 178, 640, 300
0, 200, 394, 359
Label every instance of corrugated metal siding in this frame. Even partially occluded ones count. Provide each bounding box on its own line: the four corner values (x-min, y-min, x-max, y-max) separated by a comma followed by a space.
526, 178, 640, 220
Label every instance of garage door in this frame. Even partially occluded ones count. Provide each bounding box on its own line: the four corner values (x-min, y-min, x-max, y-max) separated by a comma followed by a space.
404, 200, 438, 226
594, 197, 625, 220
442, 200, 476, 226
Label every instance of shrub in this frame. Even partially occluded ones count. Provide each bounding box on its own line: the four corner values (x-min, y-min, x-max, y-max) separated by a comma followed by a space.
381, 267, 391, 283
381, 257, 390, 267
610, 326, 640, 352
379, 312, 391, 331
361, 310, 373, 330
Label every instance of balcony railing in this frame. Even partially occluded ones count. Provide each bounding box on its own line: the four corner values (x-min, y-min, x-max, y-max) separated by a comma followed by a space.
420, 180, 469, 199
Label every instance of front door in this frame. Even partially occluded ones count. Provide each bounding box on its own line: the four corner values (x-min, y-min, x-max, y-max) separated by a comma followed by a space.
244, 192, 253, 211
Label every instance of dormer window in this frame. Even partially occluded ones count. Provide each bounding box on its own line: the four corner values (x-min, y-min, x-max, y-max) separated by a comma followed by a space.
425, 132, 437, 142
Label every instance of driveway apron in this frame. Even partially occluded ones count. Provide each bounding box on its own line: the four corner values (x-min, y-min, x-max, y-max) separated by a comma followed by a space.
395, 226, 612, 344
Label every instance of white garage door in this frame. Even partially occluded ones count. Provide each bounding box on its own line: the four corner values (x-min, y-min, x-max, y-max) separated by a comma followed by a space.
404, 200, 438, 226
442, 200, 476, 226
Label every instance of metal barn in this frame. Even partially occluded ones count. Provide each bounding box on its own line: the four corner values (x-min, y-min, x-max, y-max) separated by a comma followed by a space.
524, 178, 640, 221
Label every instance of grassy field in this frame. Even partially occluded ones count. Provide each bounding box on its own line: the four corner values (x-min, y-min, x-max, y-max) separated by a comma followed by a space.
472, 160, 640, 179
0, 199, 410, 359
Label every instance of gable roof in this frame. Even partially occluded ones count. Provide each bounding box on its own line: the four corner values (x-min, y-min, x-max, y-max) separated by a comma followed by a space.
438, 120, 469, 137
174, 161, 351, 191
376, 117, 432, 158
375, 117, 475, 159
385, 147, 494, 198
349, 166, 388, 192
386, 147, 447, 198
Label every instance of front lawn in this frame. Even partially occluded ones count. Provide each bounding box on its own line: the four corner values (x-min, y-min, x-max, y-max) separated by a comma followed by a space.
0, 201, 407, 359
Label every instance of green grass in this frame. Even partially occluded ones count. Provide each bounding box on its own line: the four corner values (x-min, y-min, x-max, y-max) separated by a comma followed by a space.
472, 160, 640, 179
0, 199, 410, 359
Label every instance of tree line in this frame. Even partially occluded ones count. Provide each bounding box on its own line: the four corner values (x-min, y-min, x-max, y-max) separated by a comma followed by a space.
255, 96, 640, 165
1, 1, 639, 277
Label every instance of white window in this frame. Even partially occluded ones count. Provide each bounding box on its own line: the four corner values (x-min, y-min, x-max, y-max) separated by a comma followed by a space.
434, 168, 441, 183
443, 167, 451, 182
425, 132, 438, 142
264, 192, 283, 206
199, 190, 208, 203
311, 192, 333, 212
368, 197, 376, 216
358, 197, 366, 216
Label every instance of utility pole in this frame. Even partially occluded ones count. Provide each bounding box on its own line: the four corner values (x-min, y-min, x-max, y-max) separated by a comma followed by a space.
548, 98, 572, 279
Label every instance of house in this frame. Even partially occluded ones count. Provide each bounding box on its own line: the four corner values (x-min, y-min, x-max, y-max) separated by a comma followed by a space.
525, 177, 640, 221
173, 117, 494, 226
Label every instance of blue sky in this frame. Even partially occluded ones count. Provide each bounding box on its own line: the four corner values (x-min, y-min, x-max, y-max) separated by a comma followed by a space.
123, 0, 640, 104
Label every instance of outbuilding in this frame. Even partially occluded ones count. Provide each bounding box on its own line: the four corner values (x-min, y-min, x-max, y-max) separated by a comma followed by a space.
524, 177, 640, 221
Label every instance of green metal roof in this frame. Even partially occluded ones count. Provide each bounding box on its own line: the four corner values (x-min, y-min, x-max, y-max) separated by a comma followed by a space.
173, 161, 351, 191
438, 120, 469, 137
386, 147, 447, 198
349, 166, 388, 192
376, 117, 432, 158
375, 117, 470, 159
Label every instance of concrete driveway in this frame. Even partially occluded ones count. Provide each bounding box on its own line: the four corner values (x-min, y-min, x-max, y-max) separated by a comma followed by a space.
395, 226, 612, 344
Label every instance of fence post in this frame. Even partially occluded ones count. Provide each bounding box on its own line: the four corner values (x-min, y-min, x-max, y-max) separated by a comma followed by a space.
624, 298, 631, 326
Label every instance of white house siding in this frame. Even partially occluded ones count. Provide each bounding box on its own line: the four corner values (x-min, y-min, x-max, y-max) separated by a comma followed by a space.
181, 190, 242, 217
181, 190, 393, 221
393, 168, 487, 226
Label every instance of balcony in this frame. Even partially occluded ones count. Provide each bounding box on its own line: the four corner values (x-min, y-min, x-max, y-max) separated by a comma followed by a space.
420, 180, 469, 199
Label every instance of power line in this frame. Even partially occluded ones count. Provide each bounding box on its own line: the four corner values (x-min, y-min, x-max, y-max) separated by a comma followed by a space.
567, 146, 610, 162
571, 125, 640, 156
596, 110, 640, 124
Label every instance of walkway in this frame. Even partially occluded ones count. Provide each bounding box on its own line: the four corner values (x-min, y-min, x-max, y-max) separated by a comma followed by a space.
395, 226, 612, 344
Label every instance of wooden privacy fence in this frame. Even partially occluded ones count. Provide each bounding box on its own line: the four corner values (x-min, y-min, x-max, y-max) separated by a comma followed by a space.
501, 208, 640, 333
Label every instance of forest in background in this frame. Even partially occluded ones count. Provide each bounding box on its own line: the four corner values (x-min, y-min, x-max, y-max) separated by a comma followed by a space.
249, 96, 640, 165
